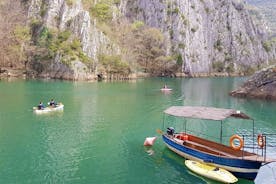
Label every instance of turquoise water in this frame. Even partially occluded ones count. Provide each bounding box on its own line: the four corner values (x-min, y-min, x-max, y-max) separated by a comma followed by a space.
0, 77, 275, 184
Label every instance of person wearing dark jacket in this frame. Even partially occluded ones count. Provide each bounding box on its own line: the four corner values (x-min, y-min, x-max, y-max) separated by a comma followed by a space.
49, 99, 56, 107
38, 102, 45, 110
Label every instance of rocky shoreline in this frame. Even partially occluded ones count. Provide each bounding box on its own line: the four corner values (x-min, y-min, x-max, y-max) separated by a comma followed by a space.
230, 65, 276, 100
0, 68, 27, 79
0, 67, 245, 81
3, 65, 276, 100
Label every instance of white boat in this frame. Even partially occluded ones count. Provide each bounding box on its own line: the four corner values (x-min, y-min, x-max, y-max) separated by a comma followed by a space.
185, 160, 238, 183
160, 88, 172, 91
33, 103, 64, 114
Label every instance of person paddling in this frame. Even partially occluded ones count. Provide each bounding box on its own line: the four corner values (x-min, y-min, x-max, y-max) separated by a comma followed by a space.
49, 99, 57, 107
37, 102, 45, 110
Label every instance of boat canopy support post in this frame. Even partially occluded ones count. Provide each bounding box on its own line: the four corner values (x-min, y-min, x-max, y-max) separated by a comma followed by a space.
162, 113, 166, 131
185, 119, 187, 134
183, 118, 187, 134
220, 120, 223, 144
264, 136, 267, 161
253, 119, 255, 153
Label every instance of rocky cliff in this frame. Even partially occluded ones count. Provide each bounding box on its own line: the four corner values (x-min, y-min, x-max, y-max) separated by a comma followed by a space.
123, 0, 274, 75
23, 0, 275, 80
246, 0, 276, 37
230, 65, 276, 100
27, 0, 120, 80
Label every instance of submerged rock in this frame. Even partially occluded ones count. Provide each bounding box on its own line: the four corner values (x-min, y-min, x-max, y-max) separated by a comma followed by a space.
230, 65, 276, 100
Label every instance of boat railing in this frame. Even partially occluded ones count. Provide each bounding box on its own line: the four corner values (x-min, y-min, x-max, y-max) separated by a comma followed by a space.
177, 129, 276, 162
238, 133, 276, 162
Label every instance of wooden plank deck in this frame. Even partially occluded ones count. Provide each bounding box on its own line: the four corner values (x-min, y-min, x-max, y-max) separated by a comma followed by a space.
183, 139, 236, 158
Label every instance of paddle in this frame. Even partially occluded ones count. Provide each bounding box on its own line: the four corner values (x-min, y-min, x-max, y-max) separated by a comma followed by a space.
156, 129, 163, 135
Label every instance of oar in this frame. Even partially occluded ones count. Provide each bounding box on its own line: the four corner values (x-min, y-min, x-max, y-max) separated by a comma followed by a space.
156, 129, 164, 135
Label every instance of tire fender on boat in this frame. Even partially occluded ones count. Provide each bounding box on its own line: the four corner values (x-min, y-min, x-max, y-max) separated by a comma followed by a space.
229, 134, 244, 150
257, 134, 265, 148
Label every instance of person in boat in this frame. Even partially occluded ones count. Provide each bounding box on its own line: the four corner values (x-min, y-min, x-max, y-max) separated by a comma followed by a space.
167, 127, 175, 136
163, 84, 168, 89
49, 99, 57, 107
37, 102, 45, 110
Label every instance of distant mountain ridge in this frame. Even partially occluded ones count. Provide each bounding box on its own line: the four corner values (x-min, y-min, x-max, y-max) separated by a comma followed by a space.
246, 0, 276, 36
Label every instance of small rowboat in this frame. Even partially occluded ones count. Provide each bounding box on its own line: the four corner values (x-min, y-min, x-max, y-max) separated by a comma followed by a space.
185, 160, 238, 183
33, 103, 64, 114
160, 88, 172, 91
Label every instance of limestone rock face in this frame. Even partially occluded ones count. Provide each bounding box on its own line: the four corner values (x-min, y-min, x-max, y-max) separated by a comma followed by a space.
28, 0, 119, 80
122, 0, 274, 75
36, 55, 95, 80
230, 65, 276, 100
26, 0, 275, 80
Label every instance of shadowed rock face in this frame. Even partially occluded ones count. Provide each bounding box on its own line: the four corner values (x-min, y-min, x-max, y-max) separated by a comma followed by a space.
230, 65, 276, 100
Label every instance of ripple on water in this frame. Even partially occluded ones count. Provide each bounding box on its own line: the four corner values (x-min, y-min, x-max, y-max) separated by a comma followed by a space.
0, 78, 273, 184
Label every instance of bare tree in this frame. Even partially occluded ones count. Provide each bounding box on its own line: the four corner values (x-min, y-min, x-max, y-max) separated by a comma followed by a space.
0, 0, 29, 68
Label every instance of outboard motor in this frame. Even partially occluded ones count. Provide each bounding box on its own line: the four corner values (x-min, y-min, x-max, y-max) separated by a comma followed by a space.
167, 127, 175, 135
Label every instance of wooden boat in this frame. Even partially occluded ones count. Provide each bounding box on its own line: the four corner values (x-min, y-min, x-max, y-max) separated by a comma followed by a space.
160, 106, 276, 180
33, 103, 64, 114
185, 160, 238, 183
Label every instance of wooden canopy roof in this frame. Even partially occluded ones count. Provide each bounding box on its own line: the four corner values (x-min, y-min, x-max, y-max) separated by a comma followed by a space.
164, 106, 251, 121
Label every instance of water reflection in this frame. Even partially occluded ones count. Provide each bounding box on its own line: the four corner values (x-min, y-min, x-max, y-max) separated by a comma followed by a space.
161, 148, 254, 184
0, 78, 275, 183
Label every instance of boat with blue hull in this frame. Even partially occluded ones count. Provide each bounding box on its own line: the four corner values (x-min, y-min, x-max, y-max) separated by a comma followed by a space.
160, 106, 276, 180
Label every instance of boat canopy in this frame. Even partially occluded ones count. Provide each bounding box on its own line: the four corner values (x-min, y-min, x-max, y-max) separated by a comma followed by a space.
164, 106, 251, 121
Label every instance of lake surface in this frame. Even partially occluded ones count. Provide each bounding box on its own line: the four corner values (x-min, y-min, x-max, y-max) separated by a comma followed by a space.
0, 77, 275, 184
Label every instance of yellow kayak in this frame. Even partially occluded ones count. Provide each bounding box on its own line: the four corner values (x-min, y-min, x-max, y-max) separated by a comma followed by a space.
185, 160, 238, 183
